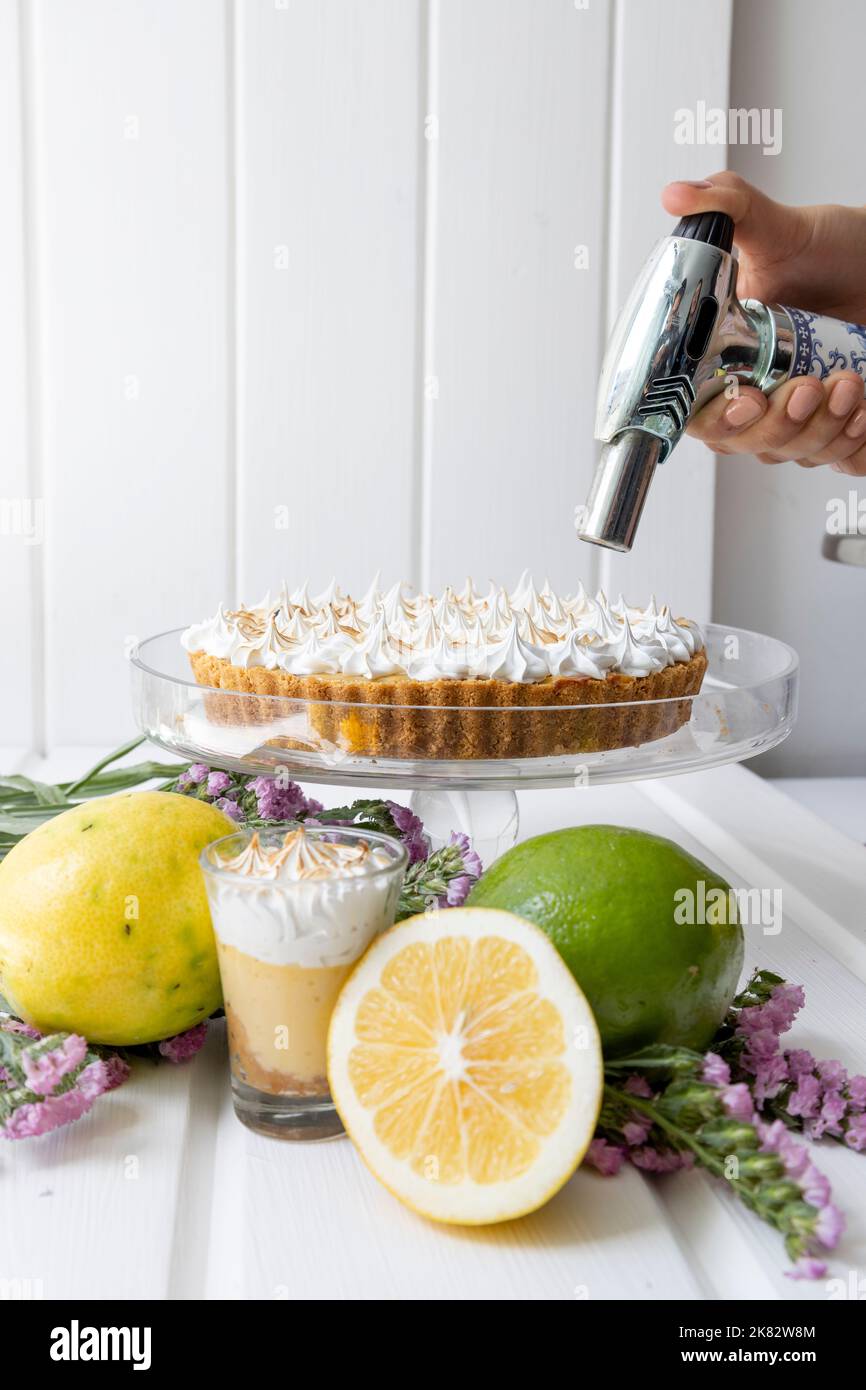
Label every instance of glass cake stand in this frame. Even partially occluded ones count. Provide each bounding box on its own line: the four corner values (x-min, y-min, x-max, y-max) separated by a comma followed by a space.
130, 625, 797, 865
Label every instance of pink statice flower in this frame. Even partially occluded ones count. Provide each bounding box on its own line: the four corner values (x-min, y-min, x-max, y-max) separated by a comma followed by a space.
736, 983, 803, 1046
385, 801, 429, 864
751, 1053, 789, 1105
436, 833, 483, 908
701, 1052, 731, 1087
847, 1074, 866, 1111
804, 1093, 847, 1140
0, 1018, 41, 1041
786, 1072, 821, 1119
601, 975, 857, 1281
843, 1114, 866, 1151
622, 1114, 654, 1147
814, 1203, 845, 1250
756, 1117, 842, 1256
0, 1017, 134, 1140
720, 1083, 755, 1123
623, 1074, 653, 1099
21, 1035, 88, 1096
447, 832, 483, 882
1, 1088, 94, 1140
763, 983, 805, 1034
776, 1048, 866, 1145
801, 1164, 831, 1209
444, 875, 472, 907
77, 1056, 130, 1099
786, 1257, 827, 1281
735, 1007, 769, 1039
813, 1090, 848, 1139
816, 1058, 848, 1092
630, 1146, 694, 1173
248, 777, 322, 823
757, 1119, 810, 1178
785, 1048, 817, 1079
207, 770, 233, 796
584, 1138, 626, 1176
738, 1024, 788, 1103
157, 1023, 208, 1063
741, 1026, 782, 1061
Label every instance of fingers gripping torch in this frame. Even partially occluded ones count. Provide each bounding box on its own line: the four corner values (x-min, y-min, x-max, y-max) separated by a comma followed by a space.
577, 211, 866, 552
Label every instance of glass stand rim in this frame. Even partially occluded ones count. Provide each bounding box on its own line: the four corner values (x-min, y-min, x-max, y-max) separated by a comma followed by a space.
131, 621, 798, 795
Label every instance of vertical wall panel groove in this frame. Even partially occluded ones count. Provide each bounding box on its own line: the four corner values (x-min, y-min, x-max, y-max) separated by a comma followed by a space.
0, 0, 41, 749
35, 0, 233, 744
407, 0, 433, 593
225, 0, 239, 609
422, 0, 611, 594
588, 0, 620, 602
20, 0, 46, 753
716, 0, 865, 775
598, 0, 732, 618
235, 0, 422, 601
417, 0, 439, 592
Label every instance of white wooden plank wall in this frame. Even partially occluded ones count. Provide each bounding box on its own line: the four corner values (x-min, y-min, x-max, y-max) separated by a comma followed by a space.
236, 0, 422, 598
600, 0, 732, 622
424, 0, 610, 594
30, 0, 232, 748
1, 0, 732, 749
0, 0, 35, 747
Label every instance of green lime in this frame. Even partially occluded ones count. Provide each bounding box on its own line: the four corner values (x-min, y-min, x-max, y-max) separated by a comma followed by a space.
467, 824, 743, 1056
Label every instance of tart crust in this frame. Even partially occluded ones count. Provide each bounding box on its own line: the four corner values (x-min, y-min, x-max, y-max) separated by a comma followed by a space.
187, 647, 708, 760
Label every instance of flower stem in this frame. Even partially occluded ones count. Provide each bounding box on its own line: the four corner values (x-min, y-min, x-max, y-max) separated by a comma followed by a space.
604, 1084, 798, 1236
605, 1085, 721, 1170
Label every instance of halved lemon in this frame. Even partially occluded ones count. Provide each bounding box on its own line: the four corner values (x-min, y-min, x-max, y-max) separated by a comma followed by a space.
327, 907, 603, 1225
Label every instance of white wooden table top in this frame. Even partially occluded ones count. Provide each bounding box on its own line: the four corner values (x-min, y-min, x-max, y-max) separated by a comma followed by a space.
2, 749, 865, 1301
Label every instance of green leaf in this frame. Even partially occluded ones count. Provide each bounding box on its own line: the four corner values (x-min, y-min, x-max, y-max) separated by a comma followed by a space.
0, 741, 191, 853
0, 774, 70, 807
731, 968, 786, 1010
604, 1045, 704, 1074
314, 799, 401, 835
63, 735, 146, 797
0, 808, 61, 835
68, 761, 188, 794
0, 1028, 28, 1084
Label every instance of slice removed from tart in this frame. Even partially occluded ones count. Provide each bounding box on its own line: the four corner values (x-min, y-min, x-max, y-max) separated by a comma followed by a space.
327, 907, 602, 1225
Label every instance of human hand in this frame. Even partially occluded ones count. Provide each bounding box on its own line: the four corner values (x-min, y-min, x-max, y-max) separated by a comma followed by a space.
686, 371, 866, 477
661, 173, 866, 475
662, 171, 866, 322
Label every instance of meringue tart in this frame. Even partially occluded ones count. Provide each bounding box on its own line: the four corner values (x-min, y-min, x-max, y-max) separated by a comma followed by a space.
182, 575, 707, 760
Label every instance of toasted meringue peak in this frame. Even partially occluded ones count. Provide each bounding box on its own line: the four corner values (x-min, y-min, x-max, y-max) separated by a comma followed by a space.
218, 826, 392, 882
182, 578, 703, 683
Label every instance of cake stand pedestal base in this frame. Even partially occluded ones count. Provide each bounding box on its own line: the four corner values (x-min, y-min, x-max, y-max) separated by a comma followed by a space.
410, 788, 520, 867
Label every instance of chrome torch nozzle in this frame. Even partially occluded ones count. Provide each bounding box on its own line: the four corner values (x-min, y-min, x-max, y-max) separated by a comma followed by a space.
576, 431, 665, 552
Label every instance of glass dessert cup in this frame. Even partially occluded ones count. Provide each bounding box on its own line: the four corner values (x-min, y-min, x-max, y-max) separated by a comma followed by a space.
201, 826, 407, 1141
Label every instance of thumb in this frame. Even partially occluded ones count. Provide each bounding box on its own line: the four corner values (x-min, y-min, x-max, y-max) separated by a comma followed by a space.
660, 172, 808, 264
